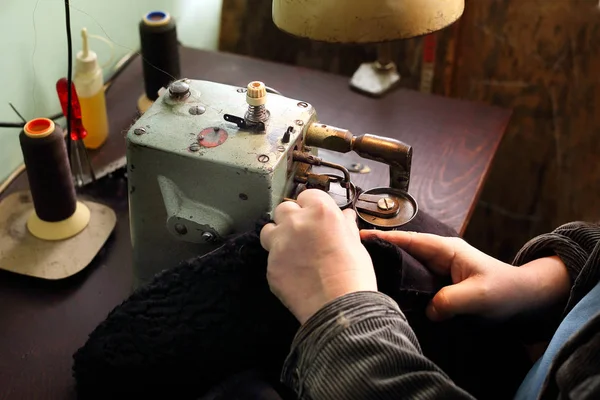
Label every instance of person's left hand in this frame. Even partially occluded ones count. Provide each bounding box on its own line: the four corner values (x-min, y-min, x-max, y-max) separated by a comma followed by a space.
359, 230, 570, 321
260, 189, 377, 324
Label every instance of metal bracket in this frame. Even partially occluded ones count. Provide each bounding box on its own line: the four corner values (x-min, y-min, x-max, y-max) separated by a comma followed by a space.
157, 175, 233, 244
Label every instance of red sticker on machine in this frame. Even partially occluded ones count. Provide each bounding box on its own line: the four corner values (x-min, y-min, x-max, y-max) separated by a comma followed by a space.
198, 127, 228, 148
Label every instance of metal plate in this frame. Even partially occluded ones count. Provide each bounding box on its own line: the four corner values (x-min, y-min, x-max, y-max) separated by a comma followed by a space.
355, 186, 418, 229
198, 127, 228, 148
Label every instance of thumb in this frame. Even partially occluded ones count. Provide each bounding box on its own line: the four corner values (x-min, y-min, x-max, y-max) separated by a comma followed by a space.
343, 208, 360, 239
343, 208, 357, 226
426, 278, 486, 321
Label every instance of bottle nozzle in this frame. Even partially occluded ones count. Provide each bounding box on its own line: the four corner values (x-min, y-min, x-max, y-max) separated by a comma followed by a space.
75, 26, 99, 76
81, 27, 89, 58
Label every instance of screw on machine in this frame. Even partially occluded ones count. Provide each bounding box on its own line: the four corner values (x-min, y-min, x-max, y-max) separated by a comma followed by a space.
377, 197, 396, 211
189, 105, 205, 115
174, 223, 188, 235
202, 232, 215, 242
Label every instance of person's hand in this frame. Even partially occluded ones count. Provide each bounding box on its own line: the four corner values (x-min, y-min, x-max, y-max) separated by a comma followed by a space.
260, 189, 377, 324
359, 230, 570, 321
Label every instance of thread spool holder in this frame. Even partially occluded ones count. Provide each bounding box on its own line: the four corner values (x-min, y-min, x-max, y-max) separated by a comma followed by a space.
0, 118, 117, 280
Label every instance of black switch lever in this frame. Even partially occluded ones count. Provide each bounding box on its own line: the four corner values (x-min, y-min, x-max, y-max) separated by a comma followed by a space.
223, 114, 265, 132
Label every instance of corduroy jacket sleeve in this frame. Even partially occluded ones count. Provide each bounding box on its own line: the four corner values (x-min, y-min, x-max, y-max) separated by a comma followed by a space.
513, 221, 600, 293
281, 291, 475, 400
511, 221, 600, 342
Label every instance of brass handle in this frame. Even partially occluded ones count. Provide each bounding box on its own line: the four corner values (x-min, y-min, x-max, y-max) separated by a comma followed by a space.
351, 134, 412, 192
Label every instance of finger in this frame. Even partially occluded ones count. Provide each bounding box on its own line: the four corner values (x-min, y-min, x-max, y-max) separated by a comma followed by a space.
360, 229, 417, 245
260, 223, 277, 251
426, 279, 485, 321
273, 200, 301, 224
296, 188, 338, 208
342, 208, 357, 227
360, 230, 459, 275
342, 208, 360, 238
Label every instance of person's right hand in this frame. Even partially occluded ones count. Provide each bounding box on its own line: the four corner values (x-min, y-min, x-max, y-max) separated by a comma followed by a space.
359, 230, 571, 321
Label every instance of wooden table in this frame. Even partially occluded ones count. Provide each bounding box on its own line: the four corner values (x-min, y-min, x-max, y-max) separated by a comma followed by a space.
0, 47, 509, 399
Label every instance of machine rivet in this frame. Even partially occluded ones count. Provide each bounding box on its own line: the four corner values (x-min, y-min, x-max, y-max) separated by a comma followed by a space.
277, 145, 285, 152
377, 197, 396, 211
258, 154, 270, 163
169, 80, 190, 99
174, 223, 188, 235
134, 127, 146, 135
202, 232, 215, 242
297, 102, 309, 108
189, 105, 205, 115
295, 120, 304, 126
237, 88, 247, 93
189, 144, 200, 152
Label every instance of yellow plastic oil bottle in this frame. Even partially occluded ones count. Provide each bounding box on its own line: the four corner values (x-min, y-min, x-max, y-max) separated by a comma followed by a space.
74, 27, 109, 149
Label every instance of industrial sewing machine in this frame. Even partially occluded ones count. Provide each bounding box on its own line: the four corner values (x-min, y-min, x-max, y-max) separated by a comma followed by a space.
126, 0, 464, 287
126, 79, 417, 286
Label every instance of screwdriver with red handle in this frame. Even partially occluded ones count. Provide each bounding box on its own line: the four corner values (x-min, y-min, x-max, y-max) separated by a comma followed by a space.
56, 77, 95, 184
56, 77, 87, 141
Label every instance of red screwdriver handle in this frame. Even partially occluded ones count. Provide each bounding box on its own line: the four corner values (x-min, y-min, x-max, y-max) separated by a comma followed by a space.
56, 78, 87, 141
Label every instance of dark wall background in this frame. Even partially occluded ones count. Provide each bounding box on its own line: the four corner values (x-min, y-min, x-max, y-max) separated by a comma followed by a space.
219, 0, 600, 261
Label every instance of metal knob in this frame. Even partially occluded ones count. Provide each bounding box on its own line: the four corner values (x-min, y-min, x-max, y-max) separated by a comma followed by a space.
246, 81, 267, 106
169, 80, 190, 99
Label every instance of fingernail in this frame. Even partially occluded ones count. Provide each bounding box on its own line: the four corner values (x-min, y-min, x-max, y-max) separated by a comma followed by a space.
426, 303, 440, 321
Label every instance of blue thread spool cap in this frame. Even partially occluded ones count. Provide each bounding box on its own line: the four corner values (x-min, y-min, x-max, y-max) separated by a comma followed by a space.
143, 11, 171, 26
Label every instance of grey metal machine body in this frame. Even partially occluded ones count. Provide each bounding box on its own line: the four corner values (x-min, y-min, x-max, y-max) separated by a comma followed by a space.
126, 79, 415, 289
127, 80, 313, 287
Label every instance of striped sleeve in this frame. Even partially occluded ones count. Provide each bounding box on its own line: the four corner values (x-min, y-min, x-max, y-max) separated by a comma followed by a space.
507, 221, 600, 342
513, 221, 600, 283
513, 221, 600, 312
281, 291, 475, 400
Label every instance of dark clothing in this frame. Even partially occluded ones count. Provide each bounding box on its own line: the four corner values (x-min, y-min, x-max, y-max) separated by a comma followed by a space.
281, 221, 600, 400
72, 211, 530, 399
282, 291, 475, 399
71, 216, 599, 399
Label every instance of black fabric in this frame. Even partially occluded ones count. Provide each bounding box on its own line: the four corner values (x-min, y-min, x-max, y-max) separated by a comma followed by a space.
72, 211, 531, 400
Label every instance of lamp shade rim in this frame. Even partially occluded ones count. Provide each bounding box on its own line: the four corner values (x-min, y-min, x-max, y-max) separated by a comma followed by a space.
272, 0, 465, 43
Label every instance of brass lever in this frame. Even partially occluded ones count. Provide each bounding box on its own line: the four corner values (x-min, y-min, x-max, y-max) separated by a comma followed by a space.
305, 123, 412, 192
